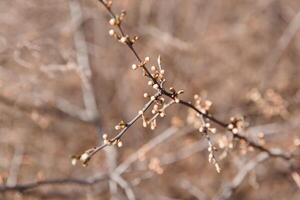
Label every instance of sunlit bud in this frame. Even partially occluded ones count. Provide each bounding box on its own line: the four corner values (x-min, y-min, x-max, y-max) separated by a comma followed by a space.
138, 110, 143, 115
210, 128, 217, 133
120, 37, 127, 43
117, 141, 123, 148
175, 98, 180, 103
151, 66, 156, 71
133, 36, 139, 41
215, 163, 221, 173
102, 134, 108, 140
150, 120, 157, 130
208, 146, 212, 152
142, 120, 147, 128
148, 80, 153, 86
71, 158, 77, 166
199, 127, 204, 132
109, 18, 116, 26
232, 128, 238, 134
106, 1, 112, 8
294, 138, 300, 146
145, 57, 150, 62
150, 96, 156, 101
160, 69, 165, 75
153, 104, 159, 110
153, 84, 159, 89
143, 93, 149, 98
228, 124, 234, 129
131, 64, 138, 70
80, 153, 89, 162
109, 29, 115, 36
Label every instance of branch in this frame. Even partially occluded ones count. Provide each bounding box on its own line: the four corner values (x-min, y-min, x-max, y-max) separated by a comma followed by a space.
0, 174, 108, 193
81, 0, 295, 172
214, 153, 269, 200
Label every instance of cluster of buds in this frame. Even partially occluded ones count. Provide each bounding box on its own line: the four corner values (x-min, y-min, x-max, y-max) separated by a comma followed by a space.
194, 94, 212, 114
199, 122, 217, 134
102, 0, 113, 9
199, 124, 220, 173
103, 134, 123, 147
115, 120, 126, 130
109, 10, 126, 26
227, 117, 244, 134
138, 94, 173, 130
108, 10, 139, 46
140, 108, 157, 130
144, 57, 167, 90
187, 95, 212, 128
71, 147, 96, 167
149, 100, 174, 130
247, 88, 288, 118
148, 157, 164, 175
109, 30, 138, 46
217, 135, 234, 160
169, 87, 184, 103
131, 56, 150, 71
149, 57, 166, 84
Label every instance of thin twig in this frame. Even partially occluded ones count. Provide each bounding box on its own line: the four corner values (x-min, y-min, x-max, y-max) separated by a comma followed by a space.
0, 174, 108, 193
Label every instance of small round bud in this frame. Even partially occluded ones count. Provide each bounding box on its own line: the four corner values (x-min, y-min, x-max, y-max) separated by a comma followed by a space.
102, 134, 108, 139
228, 124, 234, 129
131, 64, 137, 70
106, 1, 112, 8
160, 69, 165, 75
133, 36, 139, 41
138, 110, 143, 115
80, 153, 89, 161
145, 57, 150, 62
151, 66, 156, 71
150, 96, 155, 101
120, 37, 127, 43
153, 84, 159, 89
117, 141, 123, 147
104, 139, 110, 145
143, 93, 149, 98
210, 128, 217, 134
232, 128, 239, 134
109, 18, 116, 26
148, 80, 153, 86
71, 158, 77, 166
109, 29, 115, 36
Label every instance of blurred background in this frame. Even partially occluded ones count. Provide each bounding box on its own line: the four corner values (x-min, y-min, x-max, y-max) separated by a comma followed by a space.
0, 0, 300, 199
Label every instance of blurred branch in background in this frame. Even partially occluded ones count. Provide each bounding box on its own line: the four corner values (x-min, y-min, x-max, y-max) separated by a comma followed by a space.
214, 153, 269, 200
